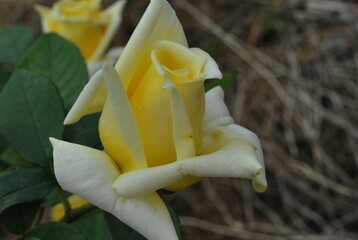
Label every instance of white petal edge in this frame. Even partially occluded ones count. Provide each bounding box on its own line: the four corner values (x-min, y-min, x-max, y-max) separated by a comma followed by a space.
64, 69, 107, 124
190, 48, 222, 79
50, 138, 178, 240
87, 47, 124, 77
203, 86, 234, 131
225, 124, 267, 192
113, 139, 264, 198
50, 137, 120, 211
101, 62, 147, 165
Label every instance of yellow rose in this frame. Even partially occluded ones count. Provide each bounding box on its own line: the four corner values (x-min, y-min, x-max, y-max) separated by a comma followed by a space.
50, 0, 266, 239
35, 0, 126, 62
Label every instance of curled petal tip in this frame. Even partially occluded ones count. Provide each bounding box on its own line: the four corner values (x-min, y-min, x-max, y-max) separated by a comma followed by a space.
252, 168, 267, 192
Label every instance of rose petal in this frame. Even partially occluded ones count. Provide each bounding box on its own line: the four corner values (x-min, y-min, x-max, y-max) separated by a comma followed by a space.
190, 48, 222, 79
158, 77, 196, 160
64, 69, 107, 124
151, 40, 207, 83
50, 138, 178, 240
203, 86, 234, 131
113, 163, 183, 198
99, 63, 147, 171
113, 138, 264, 197
50, 138, 120, 210
115, 0, 188, 95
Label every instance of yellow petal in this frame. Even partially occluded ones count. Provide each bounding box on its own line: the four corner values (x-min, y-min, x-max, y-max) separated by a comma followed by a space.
99, 63, 147, 171
114, 0, 188, 96
151, 40, 207, 83
151, 41, 208, 152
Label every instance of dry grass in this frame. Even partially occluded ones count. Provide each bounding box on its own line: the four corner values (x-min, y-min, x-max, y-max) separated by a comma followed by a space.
1, 0, 357, 239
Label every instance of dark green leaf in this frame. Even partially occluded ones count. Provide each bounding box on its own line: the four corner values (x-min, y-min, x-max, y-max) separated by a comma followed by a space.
43, 188, 61, 208
0, 168, 55, 214
0, 146, 35, 168
166, 204, 182, 240
0, 25, 34, 65
105, 212, 146, 240
0, 70, 12, 93
72, 212, 112, 240
19, 33, 88, 109
205, 71, 238, 92
26, 222, 86, 240
0, 69, 65, 169
0, 201, 40, 234
64, 113, 101, 149
0, 132, 7, 153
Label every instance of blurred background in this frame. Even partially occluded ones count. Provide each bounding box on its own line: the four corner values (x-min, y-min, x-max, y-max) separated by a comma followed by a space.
1, 0, 357, 239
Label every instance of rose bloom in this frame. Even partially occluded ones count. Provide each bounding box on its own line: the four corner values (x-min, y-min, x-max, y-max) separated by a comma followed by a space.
36, 0, 125, 74
50, 0, 267, 239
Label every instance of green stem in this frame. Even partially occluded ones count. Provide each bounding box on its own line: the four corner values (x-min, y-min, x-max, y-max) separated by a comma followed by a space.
56, 187, 71, 213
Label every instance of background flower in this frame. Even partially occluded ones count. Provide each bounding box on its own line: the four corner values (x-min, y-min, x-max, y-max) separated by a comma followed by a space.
35, 0, 126, 66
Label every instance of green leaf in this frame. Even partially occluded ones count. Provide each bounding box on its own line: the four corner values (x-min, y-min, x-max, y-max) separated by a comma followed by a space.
19, 33, 88, 109
0, 69, 65, 169
0, 146, 35, 168
64, 113, 101, 149
72, 212, 112, 240
0, 132, 7, 153
0, 70, 12, 93
0, 201, 40, 235
167, 204, 182, 240
105, 212, 146, 240
26, 222, 86, 240
205, 71, 238, 92
0, 168, 55, 214
0, 25, 34, 65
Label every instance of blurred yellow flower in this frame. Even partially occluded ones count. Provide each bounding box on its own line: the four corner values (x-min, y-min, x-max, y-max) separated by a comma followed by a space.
35, 0, 126, 62
51, 195, 87, 221
50, 0, 267, 239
